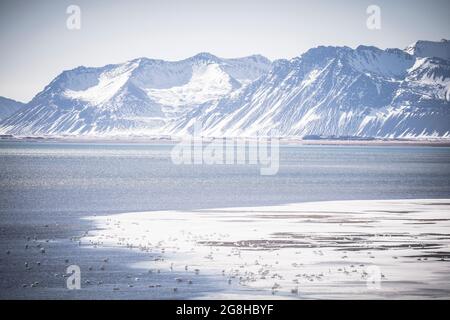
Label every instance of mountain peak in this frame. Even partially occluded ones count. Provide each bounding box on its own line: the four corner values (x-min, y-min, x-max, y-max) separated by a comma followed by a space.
356, 45, 381, 52
191, 52, 220, 61
247, 54, 269, 60
405, 39, 450, 60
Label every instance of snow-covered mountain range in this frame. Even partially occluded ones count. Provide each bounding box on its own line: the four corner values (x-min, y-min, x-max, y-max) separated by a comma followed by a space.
1, 40, 449, 139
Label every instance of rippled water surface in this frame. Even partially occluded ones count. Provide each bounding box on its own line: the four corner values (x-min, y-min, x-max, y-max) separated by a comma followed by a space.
1, 142, 450, 220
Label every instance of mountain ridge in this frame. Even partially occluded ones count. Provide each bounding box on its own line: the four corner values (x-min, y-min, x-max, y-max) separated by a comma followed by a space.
1, 40, 449, 138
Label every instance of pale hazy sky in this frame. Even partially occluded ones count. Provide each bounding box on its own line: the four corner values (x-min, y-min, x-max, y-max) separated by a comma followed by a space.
0, 0, 449, 102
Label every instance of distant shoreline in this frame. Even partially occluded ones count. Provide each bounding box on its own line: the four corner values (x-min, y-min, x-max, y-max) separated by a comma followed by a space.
1, 135, 450, 147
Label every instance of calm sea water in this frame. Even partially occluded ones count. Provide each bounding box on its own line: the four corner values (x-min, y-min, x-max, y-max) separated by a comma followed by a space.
1, 141, 450, 222
1, 141, 450, 299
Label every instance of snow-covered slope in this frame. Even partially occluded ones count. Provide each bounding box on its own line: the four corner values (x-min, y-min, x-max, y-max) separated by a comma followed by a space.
0, 97, 26, 121
168, 41, 450, 138
0, 40, 449, 138
405, 39, 450, 61
0, 53, 271, 136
